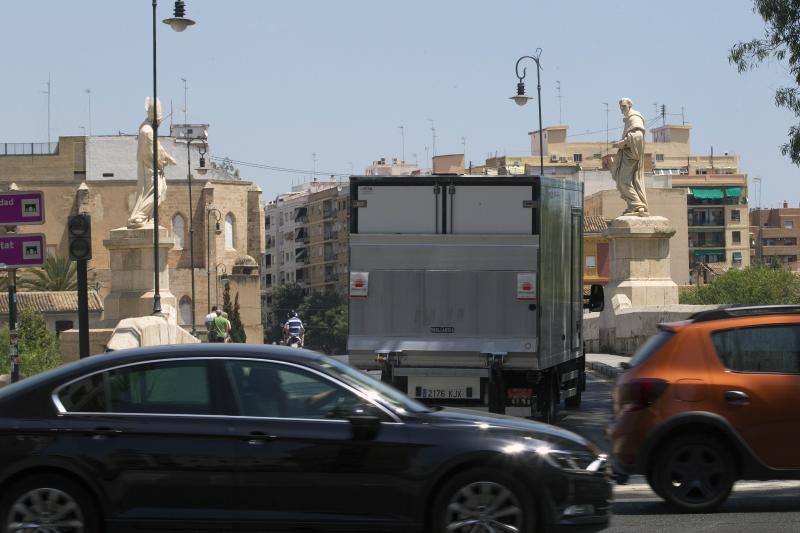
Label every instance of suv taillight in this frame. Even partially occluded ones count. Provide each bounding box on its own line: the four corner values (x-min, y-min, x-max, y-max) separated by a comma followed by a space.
619, 379, 668, 410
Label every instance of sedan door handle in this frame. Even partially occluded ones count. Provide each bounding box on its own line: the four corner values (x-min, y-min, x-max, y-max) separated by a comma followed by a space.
243, 431, 276, 445
89, 427, 122, 440
725, 390, 750, 404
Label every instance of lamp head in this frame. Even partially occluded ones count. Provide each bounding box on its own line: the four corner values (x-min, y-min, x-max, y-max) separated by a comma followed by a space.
510, 81, 532, 106
196, 155, 209, 175
163, 1, 195, 32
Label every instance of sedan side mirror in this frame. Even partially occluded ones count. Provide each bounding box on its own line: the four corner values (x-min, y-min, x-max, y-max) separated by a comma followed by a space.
347, 404, 383, 441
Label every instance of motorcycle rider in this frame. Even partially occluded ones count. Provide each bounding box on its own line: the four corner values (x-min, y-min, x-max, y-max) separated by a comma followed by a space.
284, 310, 305, 347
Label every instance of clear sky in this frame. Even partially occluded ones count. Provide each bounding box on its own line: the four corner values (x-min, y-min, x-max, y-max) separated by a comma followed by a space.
0, 0, 796, 207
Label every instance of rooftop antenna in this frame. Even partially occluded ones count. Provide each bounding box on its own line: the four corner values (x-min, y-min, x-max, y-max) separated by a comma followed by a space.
461, 136, 467, 158
85, 89, 92, 136
312, 152, 318, 180
169, 99, 174, 129
556, 80, 562, 124
397, 125, 405, 163
42, 73, 52, 145
681, 106, 686, 125
661, 104, 667, 127
181, 77, 189, 124
427, 119, 437, 158
604, 102, 609, 155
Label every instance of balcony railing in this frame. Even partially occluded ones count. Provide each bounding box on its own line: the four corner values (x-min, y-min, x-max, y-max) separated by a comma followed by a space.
689, 242, 725, 248
0, 142, 59, 156
324, 252, 338, 262
325, 273, 339, 283
689, 217, 724, 227
323, 208, 337, 219
324, 231, 339, 241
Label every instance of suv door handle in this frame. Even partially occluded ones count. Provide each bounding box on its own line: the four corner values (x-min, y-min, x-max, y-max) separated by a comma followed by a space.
725, 390, 749, 404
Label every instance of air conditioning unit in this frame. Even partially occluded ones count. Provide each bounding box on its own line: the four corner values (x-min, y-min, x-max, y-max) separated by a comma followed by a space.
550, 155, 559, 163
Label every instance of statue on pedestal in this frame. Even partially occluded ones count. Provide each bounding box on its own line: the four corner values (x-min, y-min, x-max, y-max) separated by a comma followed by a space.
610, 98, 649, 216
128, 97, 177, 228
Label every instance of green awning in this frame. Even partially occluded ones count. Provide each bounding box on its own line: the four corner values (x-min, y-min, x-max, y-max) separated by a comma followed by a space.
692, 249, 724, 255
725, 187, 742, 197
690, 188, 725, 199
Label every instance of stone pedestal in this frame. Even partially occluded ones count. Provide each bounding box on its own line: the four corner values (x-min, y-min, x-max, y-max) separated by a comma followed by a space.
102, 226, 177, 324
604, 215, 679, 308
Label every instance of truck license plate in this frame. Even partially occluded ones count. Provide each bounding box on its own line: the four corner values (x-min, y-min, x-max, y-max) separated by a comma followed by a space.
409, 377, 479, 400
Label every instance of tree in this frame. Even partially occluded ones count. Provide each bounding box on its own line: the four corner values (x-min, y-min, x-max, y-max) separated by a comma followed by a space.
266, 284, 305, 344
680, 264, 800, 305
0, 306, 61, 379
730, 1, 800, 164
229, 291, 246, 343
19, 255, 77, 291
299, 290, 348, 354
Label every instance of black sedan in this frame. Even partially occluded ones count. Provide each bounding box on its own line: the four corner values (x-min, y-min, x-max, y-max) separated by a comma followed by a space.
0, 345, 610, 532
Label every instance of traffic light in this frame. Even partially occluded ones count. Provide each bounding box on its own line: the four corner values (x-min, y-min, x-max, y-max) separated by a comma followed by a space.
68, 214, 92, 261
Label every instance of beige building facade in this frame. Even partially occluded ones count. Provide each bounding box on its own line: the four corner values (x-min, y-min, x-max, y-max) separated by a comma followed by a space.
751, 204, 800, 270
1, 134, 265, 344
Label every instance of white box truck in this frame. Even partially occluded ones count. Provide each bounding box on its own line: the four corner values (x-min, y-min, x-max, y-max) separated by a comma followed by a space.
347, 174, 603, 420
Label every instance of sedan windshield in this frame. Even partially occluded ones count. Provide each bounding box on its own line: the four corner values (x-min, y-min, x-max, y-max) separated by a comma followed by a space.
313, 356, 431, 414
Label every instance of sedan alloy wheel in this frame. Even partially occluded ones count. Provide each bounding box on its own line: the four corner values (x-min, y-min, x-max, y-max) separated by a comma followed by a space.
6, 487, 85, 533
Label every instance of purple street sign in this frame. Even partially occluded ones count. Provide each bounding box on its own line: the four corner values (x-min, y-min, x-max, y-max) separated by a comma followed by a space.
0, 233, 46, 269
0, 191, 45, 225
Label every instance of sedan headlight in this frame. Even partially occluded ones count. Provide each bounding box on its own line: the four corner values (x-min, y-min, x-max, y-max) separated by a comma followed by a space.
536, 446, 607, 472
503, 438, 606, 473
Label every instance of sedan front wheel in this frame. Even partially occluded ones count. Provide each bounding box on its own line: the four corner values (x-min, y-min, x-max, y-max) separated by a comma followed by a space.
433, 467, 537, 533
0, 474, 99, 533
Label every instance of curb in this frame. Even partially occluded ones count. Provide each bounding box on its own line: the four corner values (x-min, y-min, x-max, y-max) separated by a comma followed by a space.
586, 360, 621, 380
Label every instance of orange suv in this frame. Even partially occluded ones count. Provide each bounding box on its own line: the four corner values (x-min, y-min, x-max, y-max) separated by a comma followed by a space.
610, 305, 800, 512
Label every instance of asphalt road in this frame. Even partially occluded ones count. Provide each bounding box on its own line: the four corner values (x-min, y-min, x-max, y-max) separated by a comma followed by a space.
557, 372, 800, 532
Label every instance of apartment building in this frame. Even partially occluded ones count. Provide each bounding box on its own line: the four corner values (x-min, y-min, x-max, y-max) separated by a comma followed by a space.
304, 186, 350, 292
751, 203, 800, 270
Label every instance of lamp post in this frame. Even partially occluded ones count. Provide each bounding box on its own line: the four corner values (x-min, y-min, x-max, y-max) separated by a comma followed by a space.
206, 207, 222, 313
510, 49, 544, 177
151, 0, 195, 316
215, 262, 228, 307
180, 133, 207, 336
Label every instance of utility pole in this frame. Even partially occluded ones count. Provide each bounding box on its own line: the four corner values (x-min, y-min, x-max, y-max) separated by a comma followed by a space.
661, 104, 667, 127
8, 268, 18, 382
556, 80, 562, 124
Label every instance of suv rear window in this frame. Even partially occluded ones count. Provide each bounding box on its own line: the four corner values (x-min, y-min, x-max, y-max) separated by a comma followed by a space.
712, 325, 800, 374
628, 331, 674, 368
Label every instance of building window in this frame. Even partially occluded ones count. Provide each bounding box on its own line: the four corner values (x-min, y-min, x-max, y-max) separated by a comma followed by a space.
225, 213, 236, 249
732, 231, 741, 244
573, 153, 583, 163
731, 209, 740, 222
585, 255, 597, 268
786, 220, 795, 229
179, 296, 192, 325
593, 153, 601, 160
655, 154, 664, 162
172, 213, 186, 250
732, 251, 743, 265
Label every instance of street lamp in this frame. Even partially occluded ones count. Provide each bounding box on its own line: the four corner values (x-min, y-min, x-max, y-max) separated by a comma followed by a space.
215, 262, 228, 307
151, 0, 196, 316
179, 132, 207, 336
510, 49, 544, 177
206, 207, 222, 313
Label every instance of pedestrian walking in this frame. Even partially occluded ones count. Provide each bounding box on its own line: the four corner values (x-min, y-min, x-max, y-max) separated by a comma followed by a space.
205, 306, 218, 342
210, 309, 231, 343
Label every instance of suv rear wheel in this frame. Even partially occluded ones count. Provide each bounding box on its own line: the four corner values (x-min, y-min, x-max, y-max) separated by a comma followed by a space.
650, 434, 735, 512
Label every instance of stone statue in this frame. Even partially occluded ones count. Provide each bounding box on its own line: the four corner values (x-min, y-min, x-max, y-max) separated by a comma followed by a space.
610, 97, 648, 216
127, 97, 177, 228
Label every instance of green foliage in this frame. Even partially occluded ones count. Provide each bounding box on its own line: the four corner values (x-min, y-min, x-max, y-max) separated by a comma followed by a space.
266, 284, 306, 344
19, 256, 77, 291
680, 265, 800, 305
220, 282, 245, 343
0, 307, 61, 379
229, 291, 247, 343
299, 290, 348, 354
729, 1, 800, 165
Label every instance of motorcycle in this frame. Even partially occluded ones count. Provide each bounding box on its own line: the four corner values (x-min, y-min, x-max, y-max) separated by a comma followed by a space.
287, 334, 302, 348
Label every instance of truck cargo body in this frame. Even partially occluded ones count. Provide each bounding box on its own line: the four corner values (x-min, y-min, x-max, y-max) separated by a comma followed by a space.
348, 175, 585, 417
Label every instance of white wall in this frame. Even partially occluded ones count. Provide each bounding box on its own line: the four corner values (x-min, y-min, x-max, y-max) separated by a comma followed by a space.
87, 135, 206, 181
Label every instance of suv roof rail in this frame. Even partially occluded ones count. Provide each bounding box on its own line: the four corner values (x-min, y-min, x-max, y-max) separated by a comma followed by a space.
690, 305, 800, 323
